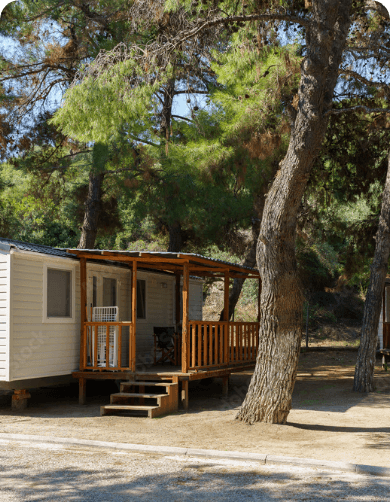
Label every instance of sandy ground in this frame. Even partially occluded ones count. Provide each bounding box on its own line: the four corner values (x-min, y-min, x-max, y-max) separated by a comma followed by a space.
0, 351, 389, 469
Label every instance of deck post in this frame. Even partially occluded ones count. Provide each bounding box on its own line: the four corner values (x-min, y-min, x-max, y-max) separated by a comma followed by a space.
79, 378, 87, 405
224, 270, 230, 364
131, 261, 137, 372
80, 257, 87, 371
181, 380, 189, 411
222, 375, 229, 398
182, 262, 189, 373
175, 272, 181, 329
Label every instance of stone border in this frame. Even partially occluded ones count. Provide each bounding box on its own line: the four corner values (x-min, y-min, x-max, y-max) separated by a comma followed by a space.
0, 433, 389, 478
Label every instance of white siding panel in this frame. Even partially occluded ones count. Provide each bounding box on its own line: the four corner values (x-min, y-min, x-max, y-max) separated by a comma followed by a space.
10, 254, 80, 381
0, 251, 9, 380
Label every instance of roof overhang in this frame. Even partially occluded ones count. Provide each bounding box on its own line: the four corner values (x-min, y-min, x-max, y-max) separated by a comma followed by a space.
65, 250, 260, 279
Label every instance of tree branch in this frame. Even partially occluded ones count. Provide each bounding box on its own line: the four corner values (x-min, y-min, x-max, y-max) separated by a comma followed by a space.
128, 132, 158, 147
174, 89, 209, 95
173, 13, 310, 50
340, 69, 389, 90
324, 106, 390, 117
171, 114, 193, 122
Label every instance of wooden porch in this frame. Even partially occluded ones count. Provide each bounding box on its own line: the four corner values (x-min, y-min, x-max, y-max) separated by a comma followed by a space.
67, 249, 261, 413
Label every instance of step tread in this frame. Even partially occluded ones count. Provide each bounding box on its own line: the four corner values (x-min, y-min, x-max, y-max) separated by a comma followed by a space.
122, 381, 177, 387
111, 393, 167, 399
102, 404, 159, 411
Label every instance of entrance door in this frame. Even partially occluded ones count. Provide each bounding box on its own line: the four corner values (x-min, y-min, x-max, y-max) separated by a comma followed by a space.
103, 277, 117, 306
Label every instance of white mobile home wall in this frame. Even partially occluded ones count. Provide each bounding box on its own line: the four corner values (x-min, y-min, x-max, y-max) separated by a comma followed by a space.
0, 249, 10, 380
0, 247, 203, 384
9, 250, 80, 382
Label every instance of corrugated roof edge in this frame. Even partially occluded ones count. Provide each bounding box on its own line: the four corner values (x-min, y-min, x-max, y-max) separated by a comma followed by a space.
0, 237, 76, 259
65, 249, 258, 273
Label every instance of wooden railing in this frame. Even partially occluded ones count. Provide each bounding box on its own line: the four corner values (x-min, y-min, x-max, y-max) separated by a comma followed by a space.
81, 322, 134, 371
188, 321, 259, 371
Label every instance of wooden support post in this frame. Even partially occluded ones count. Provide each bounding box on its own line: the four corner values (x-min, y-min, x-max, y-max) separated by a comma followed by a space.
175, 272, 181, 329
222, 375, 229, 398
79, 378, 87, 405
11, 389, 31, 411
80, 257, 87, 370
131, 261, 137, 372
182, 262, 189, 373
224, 271, 230, 364
181, 380, 189, 411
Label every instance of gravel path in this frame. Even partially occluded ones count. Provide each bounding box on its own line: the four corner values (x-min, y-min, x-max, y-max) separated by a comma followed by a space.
0, 440, 388, 501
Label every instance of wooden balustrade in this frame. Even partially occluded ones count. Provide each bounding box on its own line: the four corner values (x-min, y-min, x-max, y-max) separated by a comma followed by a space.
188, 321, 259, 370
82, 322, 134, 371
81, 320, 259, 372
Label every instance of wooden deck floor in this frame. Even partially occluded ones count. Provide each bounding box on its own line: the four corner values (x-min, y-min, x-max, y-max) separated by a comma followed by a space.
73, 361, 255, 382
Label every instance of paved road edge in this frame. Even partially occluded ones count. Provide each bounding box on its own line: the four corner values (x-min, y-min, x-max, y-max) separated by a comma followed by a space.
0, 433, 389, 478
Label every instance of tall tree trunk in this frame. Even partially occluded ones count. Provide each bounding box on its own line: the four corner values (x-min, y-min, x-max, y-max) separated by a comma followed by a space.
236, 1, 352, 424
353, 153, 390, 392
78, 170, 105, 249
78, 142, 109, 249
161, 78, 175, 150
168, 221, 183, 252
219, 197, 263, 321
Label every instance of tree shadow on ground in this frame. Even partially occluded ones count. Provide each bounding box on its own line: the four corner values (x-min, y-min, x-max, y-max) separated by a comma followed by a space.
0, 447, 388, 502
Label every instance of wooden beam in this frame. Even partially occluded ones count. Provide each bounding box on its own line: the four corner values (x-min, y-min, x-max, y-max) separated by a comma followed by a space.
182, 262, 189, 373
222, 375, 229, 398
79, 378, 87, 405
175, 272, 181, 328
67, 249, 260, 276
224, 271, 230, 364
68, 252, 186, 264
181, 380, 189, 411
131, 261, 137, 372
179, 253, 258, 275
80, 257, 87, 371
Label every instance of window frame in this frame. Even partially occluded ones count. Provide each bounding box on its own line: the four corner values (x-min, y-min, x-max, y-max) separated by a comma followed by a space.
136, 278, 147, 321
42, 262, 76, 324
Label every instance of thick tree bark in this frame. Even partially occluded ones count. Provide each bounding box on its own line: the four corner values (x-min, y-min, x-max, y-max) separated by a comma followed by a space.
236, 1, 352, 424
353, 153, 390, 392
161, 78, 175, 147
78, 142, 109, 249
78, 170, 105, 249
168, 221, 183, 252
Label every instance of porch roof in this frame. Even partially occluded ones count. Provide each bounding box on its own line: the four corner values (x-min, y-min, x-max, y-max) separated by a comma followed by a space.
66, 249, 260, 279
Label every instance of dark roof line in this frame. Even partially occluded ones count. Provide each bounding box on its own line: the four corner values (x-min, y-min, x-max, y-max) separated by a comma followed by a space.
0, 237, 76, 259
66, 249, 258, 273
0, 238, 258, 274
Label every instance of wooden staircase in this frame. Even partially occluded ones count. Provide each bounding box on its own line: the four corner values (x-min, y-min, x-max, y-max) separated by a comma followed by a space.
100, 380, 179, 418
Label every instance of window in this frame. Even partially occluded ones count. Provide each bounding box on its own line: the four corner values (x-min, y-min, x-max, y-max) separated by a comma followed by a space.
47, 268, 72, 318
137, 279, 146, 319
103, 277, 117, 306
